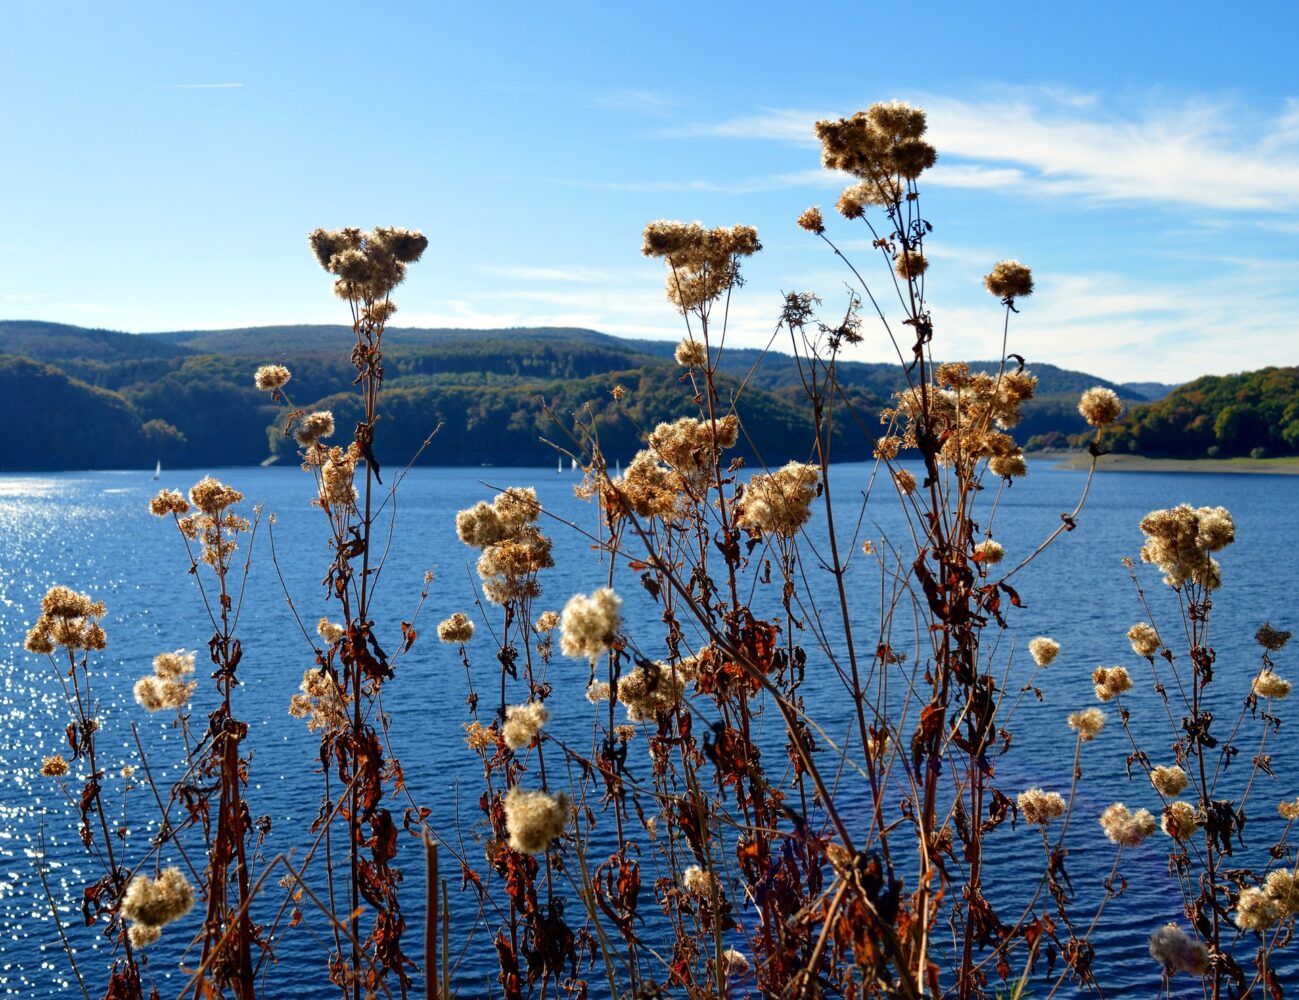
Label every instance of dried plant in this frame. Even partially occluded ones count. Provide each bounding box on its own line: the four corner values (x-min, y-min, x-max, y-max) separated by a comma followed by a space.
24, 106, 1295, 1000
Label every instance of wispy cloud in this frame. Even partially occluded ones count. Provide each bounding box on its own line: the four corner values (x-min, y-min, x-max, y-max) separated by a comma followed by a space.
161, 83, 243, 89
926, 259, 1299, 383
484, 265, 617, 284
667, 89, 1299, 212
593, 89, 677, 115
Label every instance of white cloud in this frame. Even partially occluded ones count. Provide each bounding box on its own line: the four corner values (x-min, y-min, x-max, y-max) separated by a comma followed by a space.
671, 89, 1299, 212
924, 261, 1299, 383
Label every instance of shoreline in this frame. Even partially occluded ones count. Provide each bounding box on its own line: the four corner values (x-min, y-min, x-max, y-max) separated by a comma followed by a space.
1042, 452, 1299, 475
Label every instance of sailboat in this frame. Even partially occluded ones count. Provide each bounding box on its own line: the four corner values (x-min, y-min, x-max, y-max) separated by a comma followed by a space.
153, 460, 161, 481
557, 457, 563, 474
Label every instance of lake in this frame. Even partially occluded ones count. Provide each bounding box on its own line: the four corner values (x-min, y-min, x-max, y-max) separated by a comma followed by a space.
1, 462, 1296, 997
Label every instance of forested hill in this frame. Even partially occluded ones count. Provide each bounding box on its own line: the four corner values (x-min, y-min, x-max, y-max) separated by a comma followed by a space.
1094, 367, 1299, 458
0, 319, 1182, 471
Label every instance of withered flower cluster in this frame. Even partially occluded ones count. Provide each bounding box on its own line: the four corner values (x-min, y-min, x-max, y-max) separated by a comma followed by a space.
1138, 504, 1235, 589
288, 667, 348, 733
254, 364, 292, 394
641, 220, 760, 313
172, 478, 249, 568
1148, 923, 1209, 977
586, 653, 704, 723
736, 462, 820, 538
815, 102, 937, 216
24, 585, 106, 655
120, 866, 195, 948
1092, 665, 1134, 701
503, 786, 568, 855
456, 487, 553, 604
502, 702, 548, 750
1099, 802, 1157, 847
1018, 788, 1066, 826
437, 612, 475, 644
558, 587, 622, 662
307, 226, 429, 302
983, 260, 1034, 302
1235, 871, 1299, 932
879, 362, 1037, 475
134, 649, 197, 713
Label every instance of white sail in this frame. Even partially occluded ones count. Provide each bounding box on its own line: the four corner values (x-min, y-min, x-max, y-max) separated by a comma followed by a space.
153, 461, 161, 480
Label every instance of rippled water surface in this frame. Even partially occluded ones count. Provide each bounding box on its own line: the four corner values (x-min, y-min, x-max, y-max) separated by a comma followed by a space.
1, 464, 1297, 997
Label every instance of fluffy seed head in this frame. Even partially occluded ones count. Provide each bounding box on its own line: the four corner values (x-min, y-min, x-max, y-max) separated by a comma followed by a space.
1235, 886, 1280, 931
503, 786, 568, 854
682, 865, 717, 896
1127, 622, 1161, 657
128, 923, 162, 948
983, 260, 1034, 300
121, 867, 195, 929
1162, 801, 1202, 840
1148, 923, 1208, 977
797, 206, 825, 234
1139, 504, 1235, 590
1099, 802, 1157, 846
317, 618, 345, 645
295, 411, 336, 448
254, 365, 292, 392
1018, 787, 1066, 825
1253, 671, 1292, 700
1029, 637, 1060, 668
1150, 765, 1188, 798
152, 650, 195, 680
437, 613, 474, 644
559, 589, 622, 661
502, 702, 549, 751
1078, 387, 1123, 426
1068, 707, 1105, 741
736, 463, 820, 537
1093, 665, 1134, 701
989, 453, 1028, 478
675, 338, 708, 368
1264, 869, 1299, 915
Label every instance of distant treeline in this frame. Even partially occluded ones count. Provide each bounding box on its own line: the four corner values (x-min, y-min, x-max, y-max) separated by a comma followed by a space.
0, 320, 1183, 471
1088, 366, 1299, 459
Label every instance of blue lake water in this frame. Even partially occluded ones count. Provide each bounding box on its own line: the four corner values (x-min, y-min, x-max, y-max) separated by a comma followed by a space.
1, 463, 1296, 997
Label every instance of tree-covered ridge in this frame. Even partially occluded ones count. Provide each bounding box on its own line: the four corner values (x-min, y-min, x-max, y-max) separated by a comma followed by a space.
0, 355, 183, 470
0, 319, 1196, 471
1093, 366, 1299, 458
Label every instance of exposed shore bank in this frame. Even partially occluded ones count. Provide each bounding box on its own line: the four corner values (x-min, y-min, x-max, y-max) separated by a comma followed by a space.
1043, 452, 1299, 475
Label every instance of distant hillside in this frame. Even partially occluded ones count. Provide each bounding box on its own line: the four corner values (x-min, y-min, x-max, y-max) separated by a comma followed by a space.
1119, 380, 1179, 403
1095, 367, 1299, 458
0, 355, 182, 470
0, 319, 1205, 471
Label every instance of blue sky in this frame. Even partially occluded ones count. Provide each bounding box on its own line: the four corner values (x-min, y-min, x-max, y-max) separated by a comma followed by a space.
1, 1, 1297, 382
